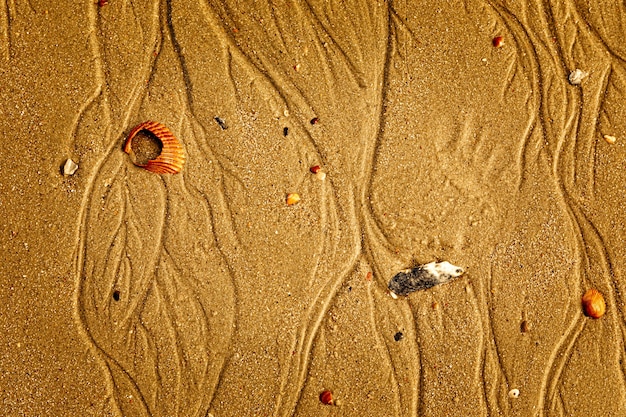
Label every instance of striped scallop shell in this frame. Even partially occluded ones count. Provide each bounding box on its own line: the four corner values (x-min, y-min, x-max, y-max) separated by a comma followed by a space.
124, 121, 185, 174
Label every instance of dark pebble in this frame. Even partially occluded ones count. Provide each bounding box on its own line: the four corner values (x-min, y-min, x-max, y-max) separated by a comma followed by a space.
113, 290, 120, 301
214, 116, 228, 130
394, 331, 403, 341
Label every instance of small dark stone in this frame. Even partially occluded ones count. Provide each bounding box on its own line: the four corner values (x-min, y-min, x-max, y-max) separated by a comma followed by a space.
394, 331, 404, 341
283, 127, 289, 136
113, 290, 120, 301
520, 320, 530, 333
310, 117, 319, 125
214, 116, 228, 130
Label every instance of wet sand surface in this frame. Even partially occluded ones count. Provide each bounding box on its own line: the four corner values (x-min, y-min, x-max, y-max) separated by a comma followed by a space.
1, 1, 626, 416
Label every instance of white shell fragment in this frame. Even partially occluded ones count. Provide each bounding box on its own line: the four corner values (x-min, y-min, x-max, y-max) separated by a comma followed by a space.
508, 388, 520, 399
603, 134, 617, 144
63, 159, 79, 176
388, 261, 465, 296
568, 69, 588, 85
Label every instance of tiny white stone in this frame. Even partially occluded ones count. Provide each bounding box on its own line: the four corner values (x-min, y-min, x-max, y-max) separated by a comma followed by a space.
316, 172, 326, 181
603, 134, 617, 144
508, 388, 520, 399
568, 69, 588, 85
63, 159, 78, 176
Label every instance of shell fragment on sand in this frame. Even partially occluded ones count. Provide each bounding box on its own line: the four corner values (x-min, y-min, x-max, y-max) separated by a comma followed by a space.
582, 288, 606, 319
603, 134, 617, 144
388, 261, 465, 297
63, 159, 78, 176
568, 69, 588, 85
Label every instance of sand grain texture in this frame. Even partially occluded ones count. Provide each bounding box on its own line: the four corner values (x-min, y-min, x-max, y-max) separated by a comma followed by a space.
1, 0, 626, 416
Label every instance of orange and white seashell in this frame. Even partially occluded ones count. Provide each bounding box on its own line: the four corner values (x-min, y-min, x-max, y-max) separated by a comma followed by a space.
286, 193, 301, 205
319, 390, 333, 405
124, 121, 185, 174
582, 288, 606, 319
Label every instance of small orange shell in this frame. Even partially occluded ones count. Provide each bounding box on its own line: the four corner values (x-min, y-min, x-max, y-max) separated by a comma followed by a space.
582, 289, 606, 319
124, 121, 185, 174
319, 390, 333, 405
286, 193, 301, 206
492, 36, 504, 47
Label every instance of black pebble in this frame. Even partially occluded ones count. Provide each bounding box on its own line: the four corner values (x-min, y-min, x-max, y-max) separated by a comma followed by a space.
283, 127, 289, 136
214, 116, 228, 130
394, 331, 404, 341
112, 290, 120, 301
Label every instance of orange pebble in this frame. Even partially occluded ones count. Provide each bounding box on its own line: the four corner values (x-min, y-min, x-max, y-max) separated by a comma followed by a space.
582, 289, 606, 319
286, 193, 301, 206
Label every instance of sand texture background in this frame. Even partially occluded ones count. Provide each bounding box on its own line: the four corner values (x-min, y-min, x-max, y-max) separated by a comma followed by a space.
1, 0, 626, 416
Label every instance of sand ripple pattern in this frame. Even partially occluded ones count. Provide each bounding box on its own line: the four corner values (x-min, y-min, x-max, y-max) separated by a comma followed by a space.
72, 0, 626, 416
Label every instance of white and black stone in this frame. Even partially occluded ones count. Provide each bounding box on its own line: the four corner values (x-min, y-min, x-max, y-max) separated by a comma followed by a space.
388, 261, 465, 296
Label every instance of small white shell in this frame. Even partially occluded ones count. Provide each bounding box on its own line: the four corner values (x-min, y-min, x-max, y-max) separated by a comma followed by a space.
63, 159, 78, 176
508, 388, 520, 399
568, 69, 588, 85
603, 134, 617, 144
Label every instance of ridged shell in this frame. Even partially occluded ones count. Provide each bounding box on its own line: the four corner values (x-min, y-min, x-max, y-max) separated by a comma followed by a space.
582, 289, 606, 319
124, 121, 185, 174
319, 390, 333, 405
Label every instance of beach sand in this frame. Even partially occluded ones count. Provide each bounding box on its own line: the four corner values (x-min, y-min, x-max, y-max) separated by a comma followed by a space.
1, 1, 626, 415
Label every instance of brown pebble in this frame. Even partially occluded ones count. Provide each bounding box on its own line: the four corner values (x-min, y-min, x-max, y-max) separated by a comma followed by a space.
492, 36, 504, 47
310, 117, 319, 125
520, 320, 529, 333
310, 165, 321, 174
